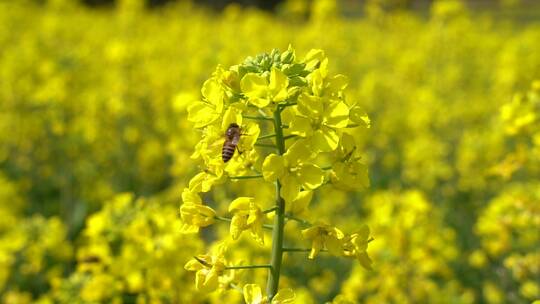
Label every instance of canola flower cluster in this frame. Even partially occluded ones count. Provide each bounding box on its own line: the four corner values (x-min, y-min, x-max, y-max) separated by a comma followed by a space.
180, 47, 372, 302
0, 0, 539, 303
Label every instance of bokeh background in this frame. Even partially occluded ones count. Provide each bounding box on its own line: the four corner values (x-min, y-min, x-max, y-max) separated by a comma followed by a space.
0, 0, 539, 303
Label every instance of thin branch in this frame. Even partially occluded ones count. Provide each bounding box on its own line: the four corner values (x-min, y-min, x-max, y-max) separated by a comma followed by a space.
244, 115, 273, 121
280, 102, 297, 108
258, 108, 271, 118
283, 134, 297, 140
263, 207, 279, 214
284, 214, 312, 226
214, 215, 232, 223
258, 133, 276, 140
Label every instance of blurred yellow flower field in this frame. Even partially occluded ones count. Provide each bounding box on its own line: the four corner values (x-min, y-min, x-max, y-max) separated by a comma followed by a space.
0, 0, 539, 303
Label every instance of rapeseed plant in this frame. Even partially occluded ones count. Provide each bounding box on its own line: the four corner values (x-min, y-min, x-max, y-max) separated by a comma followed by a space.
181, 47, 372, 301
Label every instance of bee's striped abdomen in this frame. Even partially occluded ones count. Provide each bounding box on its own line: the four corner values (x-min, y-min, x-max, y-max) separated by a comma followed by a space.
222, 123, 241, 163
222, 142, 237, 163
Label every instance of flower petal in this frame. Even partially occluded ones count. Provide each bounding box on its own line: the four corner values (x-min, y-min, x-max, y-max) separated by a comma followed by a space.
187, 102, 220, 128
357, 251, 373, 271
296, 164, 325, 190
297, 93, 323, 117
201, 78, 224, 112
349, 105, 370, 128
272, 288, 296, 304
229, 197, 254, 212
303, 49, 326, 71
312, 128, 339, 152
324, 101, 349, 129
262, 154, 286, 181
289, 116, 313, 137
284, 140, 313, 164
181, 188, 202, 205
280, 175, 301, 203
326, 236, 343, 256
269, 67, 289, 101
241, 73, 270, 108
286, 190, 313, 215
230, 214, 246, 240
221, 106, 243, 131
243, 284, 263, 304
239, 122, 261, 151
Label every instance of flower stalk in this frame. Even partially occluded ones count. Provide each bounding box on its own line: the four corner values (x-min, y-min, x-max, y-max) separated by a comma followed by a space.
266, 105, 287, 299
182, 47, 373, 301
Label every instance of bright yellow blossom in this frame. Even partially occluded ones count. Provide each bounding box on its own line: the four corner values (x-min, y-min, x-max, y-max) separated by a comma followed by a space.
240, 67, 289, 108
302, 224, 345, 259
188, 78, 225, 128
243, 284, 295, 304
184, 245, 228, 293
228, 197, 265, 244
179, 188, 216, 233
262, 141, 324, 202
342, 225, 373, 270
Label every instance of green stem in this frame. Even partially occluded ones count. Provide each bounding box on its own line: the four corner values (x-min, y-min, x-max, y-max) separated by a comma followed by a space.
266, 105, 286, 300
225, 264, 272, 270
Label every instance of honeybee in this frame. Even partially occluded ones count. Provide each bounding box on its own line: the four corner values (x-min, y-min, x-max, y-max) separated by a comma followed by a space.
222, 123, 242, 163
79, 255, 101, 264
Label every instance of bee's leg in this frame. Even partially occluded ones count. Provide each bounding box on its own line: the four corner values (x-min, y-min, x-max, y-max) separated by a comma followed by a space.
236, 146, 244, 155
